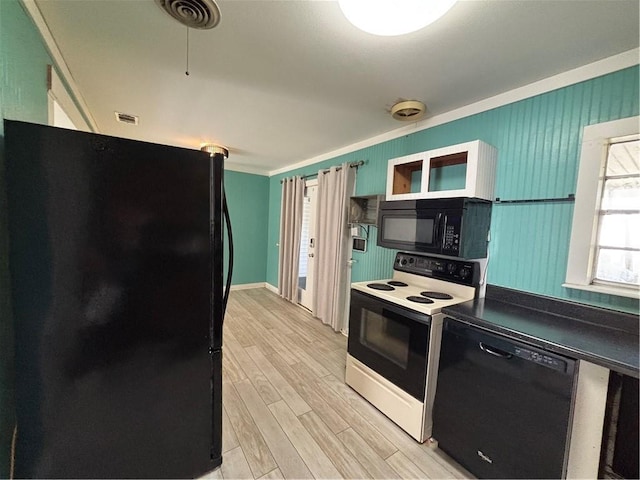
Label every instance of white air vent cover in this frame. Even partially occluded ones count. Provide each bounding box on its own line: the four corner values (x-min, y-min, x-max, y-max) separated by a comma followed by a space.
115, 112, 139, 125
155, 0, 221, 29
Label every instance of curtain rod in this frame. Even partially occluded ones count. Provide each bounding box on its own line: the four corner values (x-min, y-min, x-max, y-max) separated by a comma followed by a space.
280, 160, 364, 183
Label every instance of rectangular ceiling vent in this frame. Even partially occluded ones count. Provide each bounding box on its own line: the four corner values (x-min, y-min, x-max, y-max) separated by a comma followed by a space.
115, 111, 139, 125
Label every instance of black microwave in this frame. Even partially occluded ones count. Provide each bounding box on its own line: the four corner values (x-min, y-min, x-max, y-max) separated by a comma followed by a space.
377, 197, 492, 258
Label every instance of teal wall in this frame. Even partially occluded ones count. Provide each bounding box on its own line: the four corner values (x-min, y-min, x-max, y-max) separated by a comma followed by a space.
267, 66, 640, 314
0, 0, 53, 476
224, 170, 269, 285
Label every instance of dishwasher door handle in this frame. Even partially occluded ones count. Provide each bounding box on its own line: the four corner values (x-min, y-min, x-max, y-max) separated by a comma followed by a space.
479, 342, 513, 359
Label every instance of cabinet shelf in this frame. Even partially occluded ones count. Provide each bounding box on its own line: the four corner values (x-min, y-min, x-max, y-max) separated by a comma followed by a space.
349, 194, 383, 226
386, 140, 497, 201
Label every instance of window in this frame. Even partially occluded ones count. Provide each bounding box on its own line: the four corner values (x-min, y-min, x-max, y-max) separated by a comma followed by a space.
565, 116, 640, 298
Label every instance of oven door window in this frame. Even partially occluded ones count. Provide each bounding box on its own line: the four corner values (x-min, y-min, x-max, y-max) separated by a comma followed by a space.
360, 310, 411, 368
348, 290, 430, 400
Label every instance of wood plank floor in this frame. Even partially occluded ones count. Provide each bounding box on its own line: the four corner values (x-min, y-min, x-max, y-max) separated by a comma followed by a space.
204, 288, 474, 480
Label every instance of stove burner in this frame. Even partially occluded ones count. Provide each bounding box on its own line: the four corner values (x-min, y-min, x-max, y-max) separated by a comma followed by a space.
387, 281, 408, 287
367, 283, 395, 291
421, 291, 453, 300
406, 296, 434, 304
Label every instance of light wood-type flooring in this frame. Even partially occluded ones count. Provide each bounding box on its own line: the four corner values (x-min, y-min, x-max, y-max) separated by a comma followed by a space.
204, 288, 474, 480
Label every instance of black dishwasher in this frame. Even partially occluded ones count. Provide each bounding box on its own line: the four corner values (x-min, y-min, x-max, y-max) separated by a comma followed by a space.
432, 317, 576, 479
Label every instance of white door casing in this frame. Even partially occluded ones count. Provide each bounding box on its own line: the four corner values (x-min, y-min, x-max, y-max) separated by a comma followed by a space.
298, 180, 318, 310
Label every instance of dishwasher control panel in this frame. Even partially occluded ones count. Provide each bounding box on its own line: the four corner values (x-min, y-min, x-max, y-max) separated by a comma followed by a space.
514, 347, 567, 372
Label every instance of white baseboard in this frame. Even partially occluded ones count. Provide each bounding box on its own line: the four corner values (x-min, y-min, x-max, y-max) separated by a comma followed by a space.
228, 282, 280, 294
229, 282, 268, 291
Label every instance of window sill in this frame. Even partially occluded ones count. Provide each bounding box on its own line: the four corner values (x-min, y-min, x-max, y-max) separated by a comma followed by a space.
562, 282, 640, 300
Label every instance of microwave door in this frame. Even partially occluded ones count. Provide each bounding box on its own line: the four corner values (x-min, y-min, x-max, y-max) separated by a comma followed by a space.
416, 211, 443, 252
378, 211, 441, 252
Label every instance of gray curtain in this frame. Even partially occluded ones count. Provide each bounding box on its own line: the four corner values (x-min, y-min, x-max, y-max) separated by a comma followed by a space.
278, 176, 305, 302
312, 163, 356, 331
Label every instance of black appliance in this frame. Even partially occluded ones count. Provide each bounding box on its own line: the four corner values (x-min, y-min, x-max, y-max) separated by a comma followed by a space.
348, 290, 432, 400
611, 375, 639, 479
4, 120, 233, 478
432, 317, 576, 479
377, 197, 492, 258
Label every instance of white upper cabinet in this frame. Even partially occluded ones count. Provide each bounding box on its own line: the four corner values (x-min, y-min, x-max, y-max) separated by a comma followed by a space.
386, 140, 497, 201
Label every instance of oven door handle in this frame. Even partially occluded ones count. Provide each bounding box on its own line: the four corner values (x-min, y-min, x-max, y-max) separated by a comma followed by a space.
351, 290, 432, 326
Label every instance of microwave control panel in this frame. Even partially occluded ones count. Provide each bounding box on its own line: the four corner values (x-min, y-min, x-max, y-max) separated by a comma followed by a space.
441, 215, 462, 256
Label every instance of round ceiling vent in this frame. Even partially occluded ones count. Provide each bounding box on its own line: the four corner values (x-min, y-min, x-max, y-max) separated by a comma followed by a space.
155, 0, 221, 29
391, 100, 426, 121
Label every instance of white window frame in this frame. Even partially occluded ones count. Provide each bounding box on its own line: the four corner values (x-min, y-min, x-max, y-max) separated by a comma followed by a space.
564, 116, 640, 299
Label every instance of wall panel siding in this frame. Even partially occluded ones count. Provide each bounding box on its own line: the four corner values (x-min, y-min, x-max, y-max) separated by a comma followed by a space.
267, 66, 639, 314
224, 171, 269, 285
1, 0, 54, 476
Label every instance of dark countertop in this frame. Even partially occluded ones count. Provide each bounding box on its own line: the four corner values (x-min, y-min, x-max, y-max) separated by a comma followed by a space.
442, 285, 639, 378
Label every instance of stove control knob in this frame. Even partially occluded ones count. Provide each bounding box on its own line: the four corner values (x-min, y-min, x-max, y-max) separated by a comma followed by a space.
409, 257, 415, 264
459, 267, 470, 279
400, 259, 408, 266
447, 263, 457, 274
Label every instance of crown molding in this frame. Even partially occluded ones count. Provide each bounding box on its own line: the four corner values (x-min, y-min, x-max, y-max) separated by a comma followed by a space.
21, 0, 99, 132
268, 48, 639, 177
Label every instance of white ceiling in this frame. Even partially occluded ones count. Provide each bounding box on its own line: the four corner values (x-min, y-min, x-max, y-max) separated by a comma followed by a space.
34, 0, 639, 175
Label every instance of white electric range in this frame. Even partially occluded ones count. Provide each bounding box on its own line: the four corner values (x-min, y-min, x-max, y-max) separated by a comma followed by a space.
346, 252, 481, 442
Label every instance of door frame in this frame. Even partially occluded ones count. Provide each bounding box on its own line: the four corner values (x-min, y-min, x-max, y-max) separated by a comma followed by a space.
298, 179, 318, 310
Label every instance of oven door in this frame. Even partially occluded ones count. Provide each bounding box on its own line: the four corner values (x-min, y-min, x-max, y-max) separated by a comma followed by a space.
348, 289, 430, 400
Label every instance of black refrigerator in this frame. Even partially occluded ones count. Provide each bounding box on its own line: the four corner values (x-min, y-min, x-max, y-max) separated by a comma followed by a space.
4, 120, 228, 478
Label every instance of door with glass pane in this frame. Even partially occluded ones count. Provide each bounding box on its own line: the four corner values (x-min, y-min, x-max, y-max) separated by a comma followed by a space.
299, 181, 317, 310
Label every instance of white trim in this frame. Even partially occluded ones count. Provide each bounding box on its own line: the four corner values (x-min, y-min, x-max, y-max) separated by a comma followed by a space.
268, 48, 639, 177
265, 283, 279, 294
566, 361, 609, 479
563, 282, 640, 300
47, 65, 89, 131
20, 0, 99, 132
229, 282, 269, 291
49, 97, 77, 130
304, 178, 318, 187
565, 116, 640, 299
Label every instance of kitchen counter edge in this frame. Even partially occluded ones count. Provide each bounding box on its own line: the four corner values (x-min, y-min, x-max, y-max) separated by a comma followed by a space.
442, 285, 639, 378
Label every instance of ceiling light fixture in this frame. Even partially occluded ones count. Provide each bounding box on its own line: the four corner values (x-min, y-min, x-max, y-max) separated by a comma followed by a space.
200, 143, 229, 158
338, 0, 457, 36
391, 100, 426, 121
